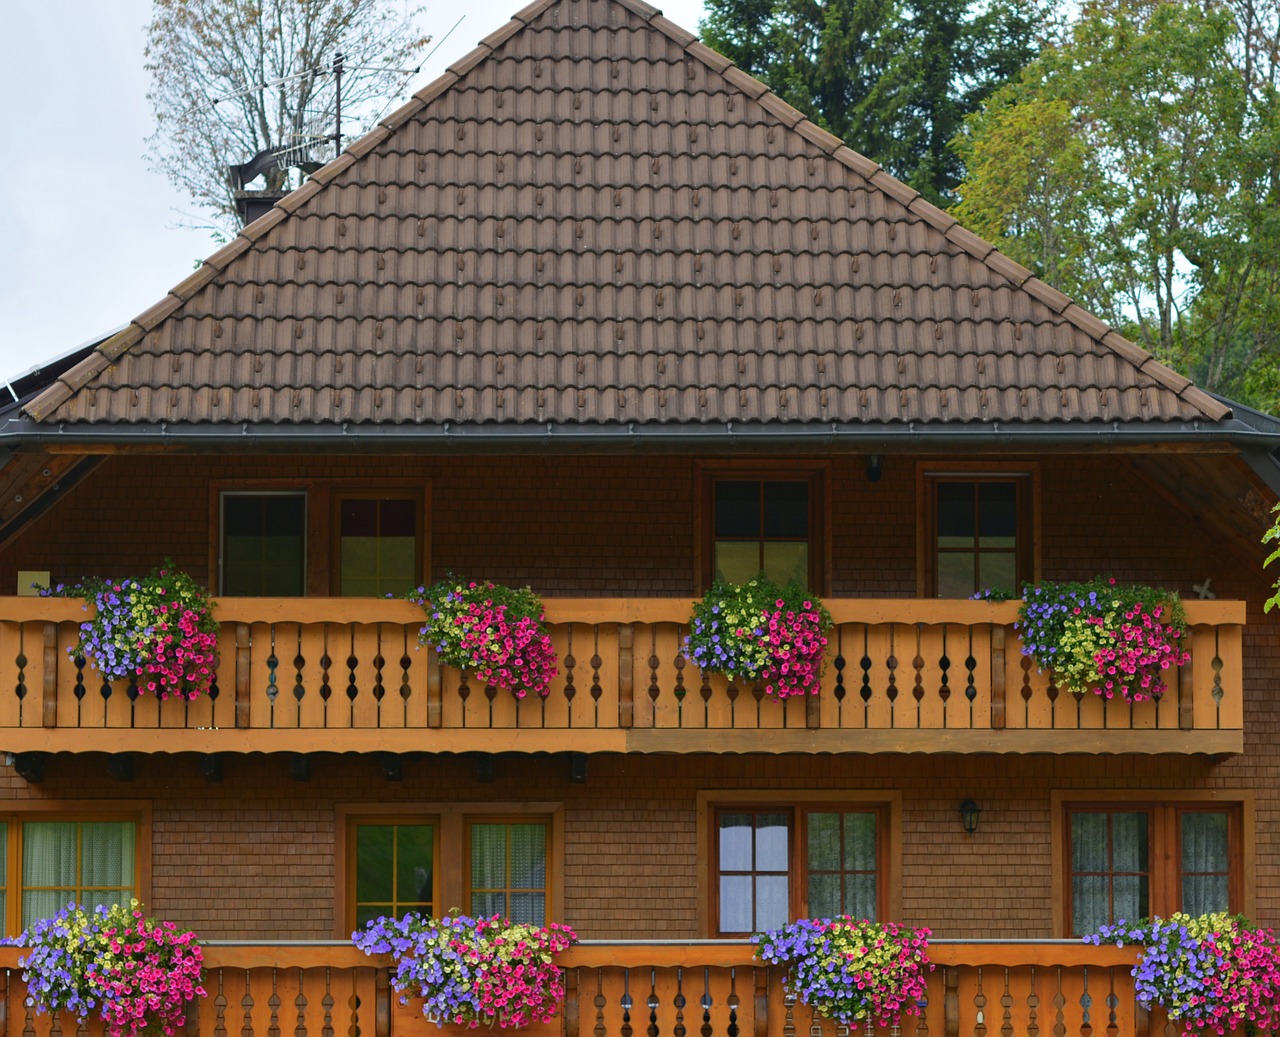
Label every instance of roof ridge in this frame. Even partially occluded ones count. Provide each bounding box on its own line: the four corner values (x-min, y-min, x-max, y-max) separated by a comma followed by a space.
23, 0, 1232, 427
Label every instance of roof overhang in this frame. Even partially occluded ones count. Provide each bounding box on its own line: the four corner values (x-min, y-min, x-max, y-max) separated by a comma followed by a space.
2, 415, 1278, 455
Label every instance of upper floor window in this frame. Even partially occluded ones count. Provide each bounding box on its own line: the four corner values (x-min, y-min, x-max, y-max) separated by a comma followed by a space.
220, 492, 307, 596
468, 820, 550, 925
711, 803, 885, 936
921, 469, 1035, 597
350, 819, 437, 928
334, 494, 422, 597
1064, 801, 1243, 936
702, 466, 825, 591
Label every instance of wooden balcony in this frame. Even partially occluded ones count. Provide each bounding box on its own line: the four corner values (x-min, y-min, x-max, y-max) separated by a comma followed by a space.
0, 939, 1218, 1037
0, 596, 1244, 756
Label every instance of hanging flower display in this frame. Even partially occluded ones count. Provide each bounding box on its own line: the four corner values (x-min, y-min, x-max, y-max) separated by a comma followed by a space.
353, 912, 578, 1029
683, 576, 832, 698
753, 917, 932, 1027
1015, 576, 1189, 703
10, 900, 205, 1037
407, 578, 558, 698
1087, 913, 1280, 1034
40, 564, 219, 700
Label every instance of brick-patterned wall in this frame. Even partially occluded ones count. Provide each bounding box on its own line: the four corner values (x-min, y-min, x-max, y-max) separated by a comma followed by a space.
0, 750, 1251, 940
0, 449, 1275, 939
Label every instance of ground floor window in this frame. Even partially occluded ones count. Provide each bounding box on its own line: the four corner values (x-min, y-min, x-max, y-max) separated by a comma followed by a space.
1060, 797, 1246, 936
340, 805, 560, 935
702, 793, 895, 937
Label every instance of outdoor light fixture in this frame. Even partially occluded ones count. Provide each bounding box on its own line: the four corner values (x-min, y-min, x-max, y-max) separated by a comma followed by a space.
960, 799, 982, 834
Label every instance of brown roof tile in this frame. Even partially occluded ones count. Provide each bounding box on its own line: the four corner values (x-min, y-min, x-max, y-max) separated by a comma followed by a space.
26, 0, 1228, 428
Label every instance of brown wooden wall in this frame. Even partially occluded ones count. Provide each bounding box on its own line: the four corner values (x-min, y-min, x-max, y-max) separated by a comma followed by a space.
0, 448, 1275, 941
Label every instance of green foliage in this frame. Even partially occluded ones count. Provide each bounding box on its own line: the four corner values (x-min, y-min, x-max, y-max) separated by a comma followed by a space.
952, 0, 1280, 400
700, 0, 1047, 205
1263, 504, 1280, 614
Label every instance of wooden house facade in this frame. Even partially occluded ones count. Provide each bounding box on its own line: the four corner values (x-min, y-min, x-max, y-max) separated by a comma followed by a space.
0, 0, 1276, 1032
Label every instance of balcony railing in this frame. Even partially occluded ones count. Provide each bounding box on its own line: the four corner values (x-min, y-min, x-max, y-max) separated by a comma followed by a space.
0, 596, 1244, 755
0, 940, 1216, 1036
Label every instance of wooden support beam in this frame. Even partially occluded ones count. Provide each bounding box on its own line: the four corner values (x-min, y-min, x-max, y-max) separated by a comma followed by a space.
107, 753, 135, 782
12, 751, 46, 783
289, 753, 310, 782
197, 753, 224, 782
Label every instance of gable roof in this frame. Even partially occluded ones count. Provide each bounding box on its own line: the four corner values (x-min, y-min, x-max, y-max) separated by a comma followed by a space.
23, 0, 1231, 433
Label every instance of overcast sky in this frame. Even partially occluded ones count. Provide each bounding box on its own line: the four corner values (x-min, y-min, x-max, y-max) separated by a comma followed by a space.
0, 0, 707, 387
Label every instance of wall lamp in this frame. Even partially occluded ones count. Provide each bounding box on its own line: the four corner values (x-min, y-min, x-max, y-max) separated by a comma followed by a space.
959, 799, 982, 835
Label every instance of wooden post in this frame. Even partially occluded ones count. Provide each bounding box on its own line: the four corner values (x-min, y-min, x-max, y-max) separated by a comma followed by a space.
990, 626, 1006, 730
235, 623, 251, 729
42, 623, 58, 729
427, 648, 442, 728
375, 967, 391, 1037
563, 967, 579, 1037
944, 966, 959, 1037
1178, 646, 1194, 731
618, 623, 634, 729
753, 967, 769, 1037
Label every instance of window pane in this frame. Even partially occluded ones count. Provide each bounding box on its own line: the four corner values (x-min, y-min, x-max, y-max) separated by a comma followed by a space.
808, 872, 840, 918
843, 813, 877, 872
756, 874, 789, 930
23, 821, 77, 888
936, 483, 976, 541
977, 482, 1017, 542
1113, 875, 1148, 923
807, 813, 839, 871
340, 498, 418, 597
396, 826, 434, 907
720, 875, 753, 932
1071, 813, 1107, 872
223, 494, 305, 596
846, 873, 877, 921
81, 823, 134, 888
508, 824, 547, 888
1181, 812, 1228, 874
755, 814, 789, 871
1183, 874, 1229, 915
1072, 875, 1109, 935
471, 825, 507, 890
761, 542, 808, 587
715, 541, 762, 585
978, 552, 1017, 595
719, 814, 754, 871
762, 482, 808, 538
510, 892, 546, 925
356, 826, 394, 904
472, 892, 506, 918
381, 499, 417, 537
937, 552, 977, 598
715, 482, 761, 537
341, 499, 378, 537
1112, 813, 1148, 872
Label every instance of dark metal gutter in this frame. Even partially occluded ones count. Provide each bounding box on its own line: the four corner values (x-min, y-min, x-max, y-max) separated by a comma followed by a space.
1, 416, 1278, 454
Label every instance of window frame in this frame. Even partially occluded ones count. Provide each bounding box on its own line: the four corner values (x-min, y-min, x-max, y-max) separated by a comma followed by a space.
0, 801, 151, 937
1051, 790, 1253, 937
916, 462, 1040, 598
345, 814, 443, 929
696, 790, 900, 938
695, 461, 830, 594
218, 489, 309, 597
330, 490, 427, 597
335, 802, 563, 937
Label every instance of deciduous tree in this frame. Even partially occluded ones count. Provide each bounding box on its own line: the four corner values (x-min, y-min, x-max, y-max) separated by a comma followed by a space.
145, 0, 430, 233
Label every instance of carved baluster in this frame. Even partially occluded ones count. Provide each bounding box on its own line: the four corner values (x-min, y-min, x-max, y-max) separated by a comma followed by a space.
783, 990, 796, 1037
674, 637, 688, 727
242, 970, 256, 1037
1211, 632, 1224, 722
726, 968, 740, 1037
344, 627, 358, 710
21, 997, 34, 1037
1000, 968, 1013, 1037
1178, 644, 1194, 730
699, 968, 713, 1037
912, 624, 925, 723
973, 967, 987, 1037
458, 669, 471, 727
1052, 968, 1066, 1036
673, 967, 686, 1037
47, 1009, 59, 1037
320, 968, 334, 1037
295, 968, 308, 1037
267, 627, 280, 706
590, 626, 603, 713
215, 967, 229, 1037
886, 625, 899, 720
648, 628, 661, 720
1026, 967, 1039, 1037
293, 631, 306, 716
268, 968, 281, 1037
13, 627, 27, 723
372, 634, 386, 708
964, 629, 977, 711
1079, 967, 1093, 1037
647, 968, 660, 1037
860, 626, 873, 711
399, 626, 412, 724
72, 654, 86, 716
592, 968, 606, 1037
1105, 969, 1119, 1037
563, 625, 577, 720
833, 627, 846, 715
621, 968, 634, 1037
1020, 655, 1033, 722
